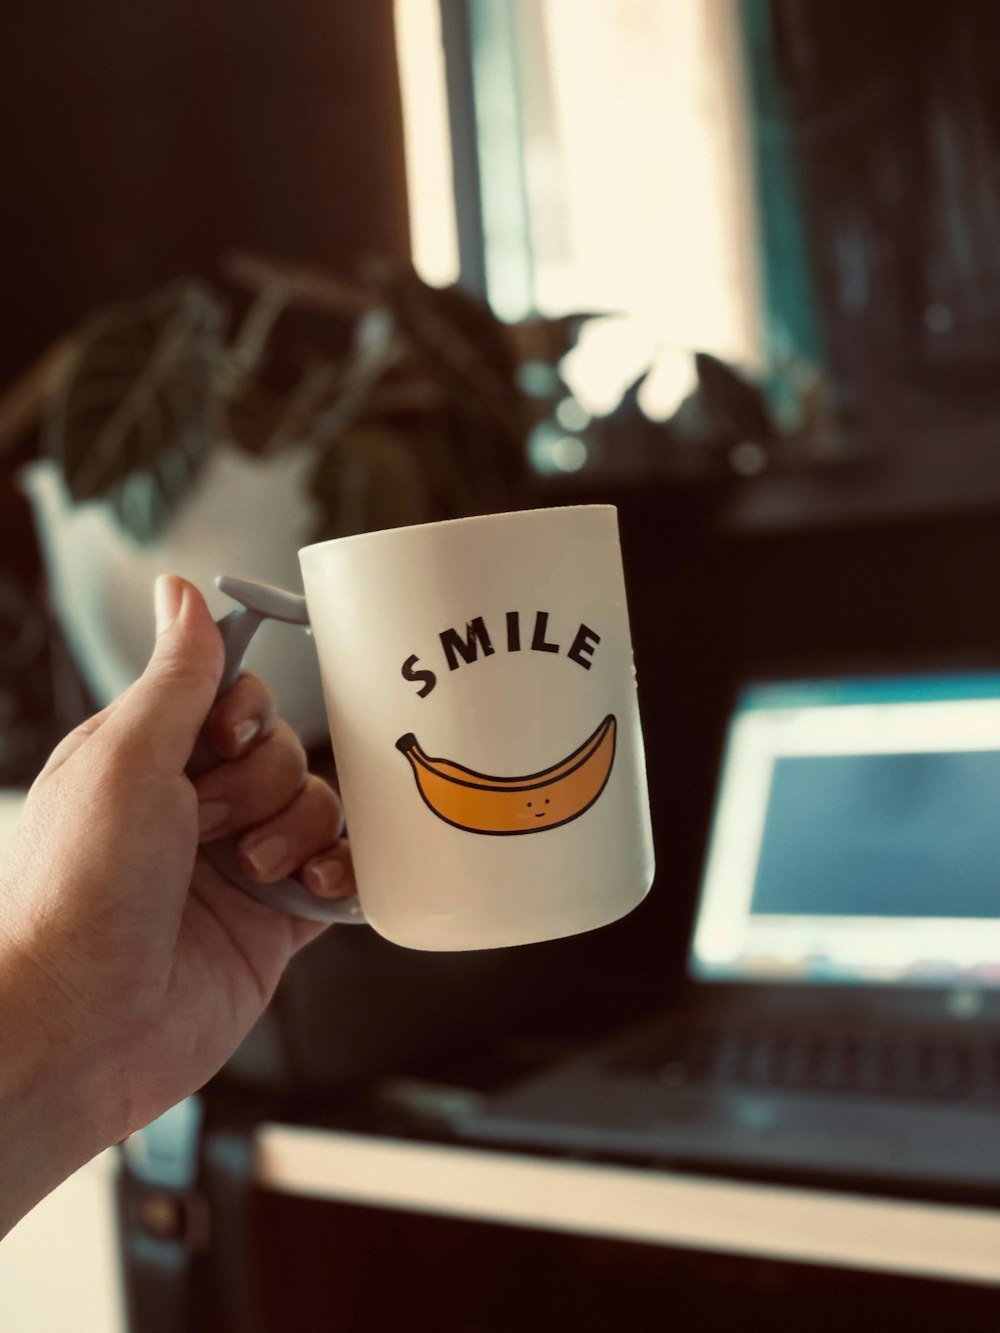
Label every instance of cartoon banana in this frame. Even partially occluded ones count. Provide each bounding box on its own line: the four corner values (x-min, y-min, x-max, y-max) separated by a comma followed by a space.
395, 714, 617, 836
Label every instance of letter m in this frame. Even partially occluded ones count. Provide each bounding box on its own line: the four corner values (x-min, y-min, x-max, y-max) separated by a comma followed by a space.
440, 617, 495, 670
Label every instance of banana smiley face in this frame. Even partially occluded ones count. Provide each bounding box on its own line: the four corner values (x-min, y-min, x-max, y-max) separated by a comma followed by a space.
396, 715, 617, 836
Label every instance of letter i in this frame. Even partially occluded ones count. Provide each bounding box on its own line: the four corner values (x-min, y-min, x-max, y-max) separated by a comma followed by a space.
506, 611, 521, 651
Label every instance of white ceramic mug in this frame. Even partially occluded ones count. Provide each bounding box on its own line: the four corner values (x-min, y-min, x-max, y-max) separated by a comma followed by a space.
194, 506, 655, 951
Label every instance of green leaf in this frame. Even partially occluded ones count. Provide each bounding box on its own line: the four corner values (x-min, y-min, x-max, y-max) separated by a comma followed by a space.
44, 281, 227, 542
307, 424, 432, 541
367, 265, 528, 447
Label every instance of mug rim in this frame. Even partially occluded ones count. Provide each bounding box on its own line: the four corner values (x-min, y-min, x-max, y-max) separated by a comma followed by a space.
298, 504, 618, 560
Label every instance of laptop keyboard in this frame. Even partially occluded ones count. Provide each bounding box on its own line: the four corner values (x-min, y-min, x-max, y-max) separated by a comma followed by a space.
606, 1028, 1000, 1103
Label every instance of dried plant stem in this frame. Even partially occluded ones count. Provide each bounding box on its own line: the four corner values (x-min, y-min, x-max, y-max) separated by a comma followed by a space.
267, 361, 341, 455
0, 339, 74, 460
224, 282, 294, 385
301, 332, 406, 449
221, 250, 372, 319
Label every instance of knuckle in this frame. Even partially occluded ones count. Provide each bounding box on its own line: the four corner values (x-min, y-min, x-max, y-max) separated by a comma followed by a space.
237, 671, 273, 707
305, 774, 345, 832
272, 720, 308, 774
214, 672, 252, 715
307, 772, 340, 807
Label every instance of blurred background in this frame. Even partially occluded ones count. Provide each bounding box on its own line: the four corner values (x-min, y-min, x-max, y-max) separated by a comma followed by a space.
3, 1, 1000, 1330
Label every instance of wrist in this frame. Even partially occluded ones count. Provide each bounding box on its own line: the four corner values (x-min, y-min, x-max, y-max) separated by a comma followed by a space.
0, 950, 122, 1238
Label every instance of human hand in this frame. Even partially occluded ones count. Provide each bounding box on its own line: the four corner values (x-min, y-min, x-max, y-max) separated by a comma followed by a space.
0, 576, 355, 1235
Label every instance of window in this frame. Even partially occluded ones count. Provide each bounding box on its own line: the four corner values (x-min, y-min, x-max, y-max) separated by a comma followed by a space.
395, 0, 461, 289
396, 0, 763, 424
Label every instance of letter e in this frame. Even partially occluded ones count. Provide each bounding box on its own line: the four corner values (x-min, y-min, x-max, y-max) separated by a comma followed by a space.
568, 623, 601, 670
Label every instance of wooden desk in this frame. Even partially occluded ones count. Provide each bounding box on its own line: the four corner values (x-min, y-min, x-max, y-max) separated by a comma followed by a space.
256, 1125, 1000, 1287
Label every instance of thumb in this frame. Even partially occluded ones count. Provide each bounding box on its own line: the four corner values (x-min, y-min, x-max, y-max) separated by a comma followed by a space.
102, 576, 225, 774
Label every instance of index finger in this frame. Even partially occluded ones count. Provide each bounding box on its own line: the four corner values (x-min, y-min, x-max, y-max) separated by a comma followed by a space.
203, 672, 279, 760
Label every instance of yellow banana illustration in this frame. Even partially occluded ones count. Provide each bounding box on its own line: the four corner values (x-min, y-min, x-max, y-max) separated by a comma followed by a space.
396, 715, 617, 835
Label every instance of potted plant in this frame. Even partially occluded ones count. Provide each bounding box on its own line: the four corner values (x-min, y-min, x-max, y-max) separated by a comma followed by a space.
8, 254, 576, 741
5, 250, 822, 742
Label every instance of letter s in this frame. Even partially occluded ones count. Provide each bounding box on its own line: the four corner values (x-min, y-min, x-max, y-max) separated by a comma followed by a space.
402, 654, 437, 698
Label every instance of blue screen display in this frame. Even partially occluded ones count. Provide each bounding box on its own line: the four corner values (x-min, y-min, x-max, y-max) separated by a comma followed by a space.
751, 750, 1000, 919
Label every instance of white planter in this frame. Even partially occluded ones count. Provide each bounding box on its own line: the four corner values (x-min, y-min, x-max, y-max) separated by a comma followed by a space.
21, 444, 329, 745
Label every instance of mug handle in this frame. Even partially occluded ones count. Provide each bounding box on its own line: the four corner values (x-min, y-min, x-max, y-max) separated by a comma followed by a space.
186, 574, 366, 927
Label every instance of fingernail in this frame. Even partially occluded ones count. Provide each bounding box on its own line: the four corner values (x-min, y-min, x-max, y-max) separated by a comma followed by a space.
197, 800, 230, 839
154, 575, 184, 636
304, 854, 350, 899
242, 834, 289, 879
232, 718, 261, 752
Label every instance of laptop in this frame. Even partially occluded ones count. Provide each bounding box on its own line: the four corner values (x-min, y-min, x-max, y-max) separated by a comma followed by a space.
449, 669, 1000, 1193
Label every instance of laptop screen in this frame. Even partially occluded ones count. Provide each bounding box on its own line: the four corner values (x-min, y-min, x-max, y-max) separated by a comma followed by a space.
689, 671, 1000, 988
